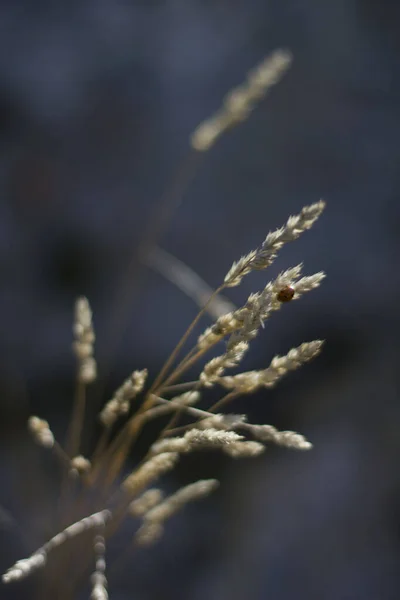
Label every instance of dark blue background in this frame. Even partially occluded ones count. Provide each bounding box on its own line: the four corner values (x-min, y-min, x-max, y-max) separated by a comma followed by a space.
0, 1, 399, 599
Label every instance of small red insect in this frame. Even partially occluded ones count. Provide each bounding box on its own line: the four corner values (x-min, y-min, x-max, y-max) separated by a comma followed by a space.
277, 285, 295, 302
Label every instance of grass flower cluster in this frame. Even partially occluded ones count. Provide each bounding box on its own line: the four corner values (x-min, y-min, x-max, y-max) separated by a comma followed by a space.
2, 49, 326, 599
2, 200, 325, 598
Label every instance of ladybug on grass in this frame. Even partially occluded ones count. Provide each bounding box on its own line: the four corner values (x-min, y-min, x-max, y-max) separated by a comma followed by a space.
277, 285, 295, 302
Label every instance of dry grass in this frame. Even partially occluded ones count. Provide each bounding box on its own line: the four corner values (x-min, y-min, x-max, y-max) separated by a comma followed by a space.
2, 49, 326, 600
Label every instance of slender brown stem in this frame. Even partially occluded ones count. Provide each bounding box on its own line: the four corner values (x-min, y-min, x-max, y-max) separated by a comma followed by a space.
93, 286, 224, 485
59, 378, 87, 518
166, 346, 199, 381
156, 346, 208, 394
162, 381, 198, 394
58, 373, 107, 535
156, 383, 202, 441
163, 422, 197, 437
152, 394, 211, 421
207, 390, 241, 413
53, 441, 72, 468
164, 390, 242, 437
89, 276, 225, 493
81, 150, 205, 492
149, 285, 224, 395
91, 427, 111, 465
97, 150, 203, 401
66, 379, 87, 459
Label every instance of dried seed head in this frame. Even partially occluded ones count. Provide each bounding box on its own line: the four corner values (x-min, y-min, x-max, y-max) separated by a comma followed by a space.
191, 49, 292, 151
246, 424, 312, 450
28, 416, 54, 449
145, 480, 219, 524
135, 480, 219, 546
196, 413, 247, 431
2, 510, 111, 584
90, 530, 108, 600
79, 357, 97, 384
122, 452, 179, 495
204, 265, 323, 358
129, 489, 164, 518
100, 369, 148, 427
69, 455, 91, 478
224, 201, 325, 287
151, 428, 244, 456
218, 340, 324, 393
224, 440, 265, 458
135, 522, 164, 547
73, 297, 96, 384
200, 341, 249, 387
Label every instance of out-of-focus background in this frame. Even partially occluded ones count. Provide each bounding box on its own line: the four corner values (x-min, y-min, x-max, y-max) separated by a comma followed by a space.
1, 1, 400, 599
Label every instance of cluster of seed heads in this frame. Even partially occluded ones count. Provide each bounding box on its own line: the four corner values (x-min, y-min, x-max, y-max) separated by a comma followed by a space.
1, 47, 327, 600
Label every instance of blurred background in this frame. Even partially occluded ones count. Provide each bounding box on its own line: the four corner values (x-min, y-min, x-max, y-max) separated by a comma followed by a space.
0, 1, 400, 599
